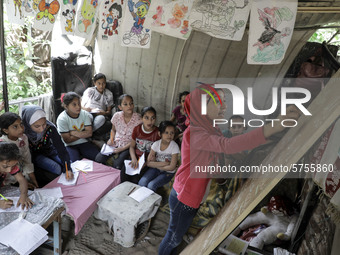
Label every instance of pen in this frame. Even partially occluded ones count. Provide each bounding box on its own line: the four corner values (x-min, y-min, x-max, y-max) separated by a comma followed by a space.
76, 167, 88, 174
65, 161, 69, 179
128, 187, 136, 196
0, 193, 8, 201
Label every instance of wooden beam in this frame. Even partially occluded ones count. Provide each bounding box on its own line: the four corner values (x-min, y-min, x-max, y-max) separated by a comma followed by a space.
298, 7, 340, 13
181, 70, 340, 255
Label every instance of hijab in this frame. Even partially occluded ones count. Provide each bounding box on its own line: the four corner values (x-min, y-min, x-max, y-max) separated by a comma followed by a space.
21, 105, 53, 144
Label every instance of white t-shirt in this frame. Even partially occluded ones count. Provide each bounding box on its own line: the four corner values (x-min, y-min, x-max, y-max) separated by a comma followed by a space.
151, 140, 180, 173
81, 87, 113, 111
57, 110, 92, 146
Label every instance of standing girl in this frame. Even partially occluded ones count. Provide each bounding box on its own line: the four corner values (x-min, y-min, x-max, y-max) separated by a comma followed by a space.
95, 94, 142, 169
21, 105, 72, 182
0, 112, 38, 188
138, 121, 179, 191
0, 142, 33, 209
158, 84, 300, 255
57, 92, 99, 162
121, 106, 160, 183
81, 73, 113, 138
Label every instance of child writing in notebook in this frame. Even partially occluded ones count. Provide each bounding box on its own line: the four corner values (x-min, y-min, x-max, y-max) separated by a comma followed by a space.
120, 106, 160, 183
0, 142, 33, 210
57, 92, 99, 162
95, 94, 142, 169
21, 105, 72, 182
0, 112, 38, 188
138, 121, 180, 191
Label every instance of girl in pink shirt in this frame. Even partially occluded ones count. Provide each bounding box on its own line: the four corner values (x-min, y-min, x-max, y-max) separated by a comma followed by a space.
159, 84, 300, 255
95, 94, 142, 169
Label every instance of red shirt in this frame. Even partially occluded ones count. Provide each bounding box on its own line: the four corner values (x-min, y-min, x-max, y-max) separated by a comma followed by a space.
132, 124, 160, 158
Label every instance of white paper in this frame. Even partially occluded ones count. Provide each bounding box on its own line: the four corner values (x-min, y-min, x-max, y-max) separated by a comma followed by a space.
71, 160, 94, 172
57, 171, 79, 186
218, 234, 248, 255
100, 144, 116, 156
90, 108, 102, 113
0, 218, 48, 255
0, 197, 28, 213
35, 187, 63, 199
124, 153, 145, 176
129, 187, 154, 203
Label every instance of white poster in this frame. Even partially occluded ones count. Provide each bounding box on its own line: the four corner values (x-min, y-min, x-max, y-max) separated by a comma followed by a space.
5, 0, 25, 25
74, 0, 100, 39
97, 0, 125, 42
189, 0, 250, 41
144, 0, 193, 40
33, 0, 61, 31
22, 0, 36, 17
120, 0, 152, 48
247, 0, 298, 65
60, 0, 79, 35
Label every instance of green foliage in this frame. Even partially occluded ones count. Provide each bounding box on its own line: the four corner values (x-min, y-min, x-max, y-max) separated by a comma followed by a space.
0, 16, 52, 113
308, 25, 340, 55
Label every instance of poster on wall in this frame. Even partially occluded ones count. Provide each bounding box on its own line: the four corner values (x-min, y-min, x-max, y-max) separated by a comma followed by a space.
60, 0, 79, 35
21, 0, 36, 17
5, 0, 26, 25
120, 0, 152, 48
189, 0, 250, 41
247, 0, 298, 65
74, 0, 100, 39
97, 0, 125, 42
33, 0, 61, 31
144, 0, 194, 40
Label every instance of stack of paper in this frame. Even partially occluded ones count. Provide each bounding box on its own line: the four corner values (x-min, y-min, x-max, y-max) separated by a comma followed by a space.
124, 153, 145, 176
0, 197, 28, 213
100, 144, 116, 156
57, 171, 79, 186
129, 186, 154, 203
71, 160, 93, 172
0, 218, 48, 255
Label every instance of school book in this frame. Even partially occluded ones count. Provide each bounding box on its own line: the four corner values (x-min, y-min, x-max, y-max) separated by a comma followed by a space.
100, 143, 116, 156
124, 153, 145, 176
0, 218, 48, 255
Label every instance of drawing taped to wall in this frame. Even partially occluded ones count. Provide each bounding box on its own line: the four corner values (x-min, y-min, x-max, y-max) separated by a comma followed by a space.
33, 0, 61, 31
189, 0, 250, 41
74, 0, 99, 39
98, 0, 124, 41
247, 0, 298, 65
121, 0, 152, 48
60, 0, 79, 35
5, 0, 25, 25
144, 0, 194, 40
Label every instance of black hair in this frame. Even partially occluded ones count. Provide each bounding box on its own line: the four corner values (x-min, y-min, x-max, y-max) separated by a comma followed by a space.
141, 106, 157, 117
93, 73, 106, 83
0, 112, 21, 136
61, 92, 81, 109
0, 142, 21, 161
118, 94, 133, 106
159, 120, 176, 135
109, 3, 122, 18
178, 91, 190, 103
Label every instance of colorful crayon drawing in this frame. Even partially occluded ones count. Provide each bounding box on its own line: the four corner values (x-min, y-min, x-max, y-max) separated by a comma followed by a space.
122, 0, 151, 47
36, 0, 60, 24
13, 0, 23, 18
62, 8, 76, 32
78, 0, 97, 34
190, 0, 249, 40
251, 7, 294, 63
151, 6, 165, 27
102, 2, 123, 38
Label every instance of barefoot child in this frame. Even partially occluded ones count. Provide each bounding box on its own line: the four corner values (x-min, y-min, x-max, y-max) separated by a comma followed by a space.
0, 142, 33, 210
138, 121, 179, 191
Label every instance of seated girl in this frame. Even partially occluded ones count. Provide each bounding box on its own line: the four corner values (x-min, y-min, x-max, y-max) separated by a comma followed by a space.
95, 94, 142, 169
170, 91, 189, 142
57, 92, 99, 162
121, 106, 160, 183
0, 142, 33, 210
81, 73, 113, 139
0, 112, 38, 188
21, 105, 72, 182
138, 121, 180, 192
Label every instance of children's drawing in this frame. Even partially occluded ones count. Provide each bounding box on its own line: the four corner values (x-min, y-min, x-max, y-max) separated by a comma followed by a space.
120, 0, 152, 48
144, 0, 193, 40
98, 0, 124, 41
189, 0, 250, 40
33, 0, 61, 31
247, 0, 297, 65
5, 0, 25, 25
60, 0, 79, 35
22, 0, 35, 16
74, 0, 99, 39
